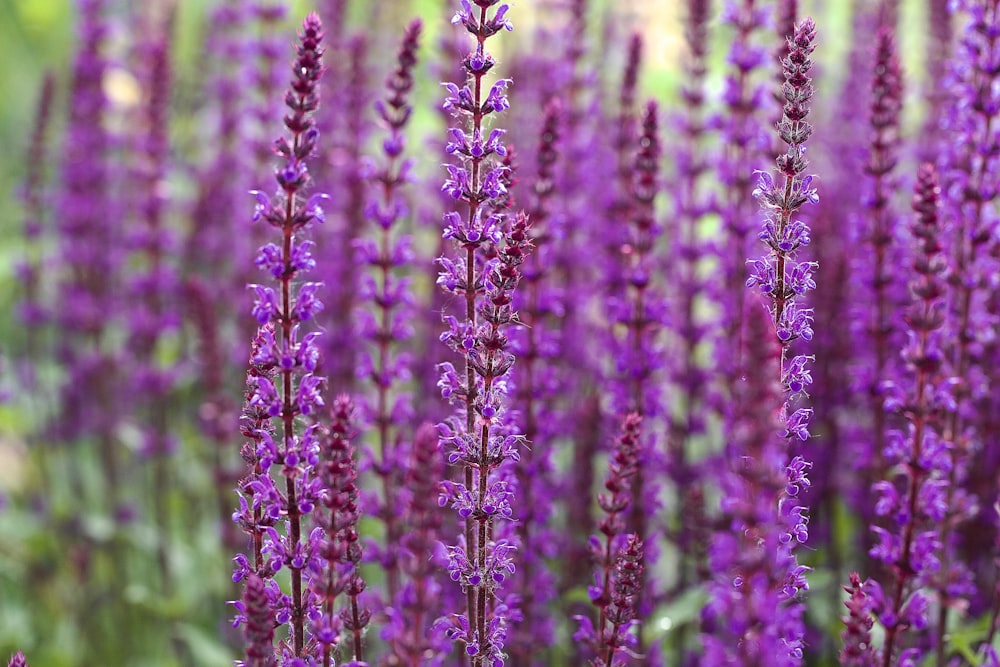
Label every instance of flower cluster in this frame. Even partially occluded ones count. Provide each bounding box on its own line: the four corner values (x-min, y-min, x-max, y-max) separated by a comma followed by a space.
851, 24, 906, 519
311, 397, 369, 665
434, 3, 527, 665
704, 17, 819, 667
15, 2, 1000, 666
932, 0, 1000, 642
508, 99, 563, 660
839, 572, 875, 666
231, 14, 333, 663
865, 164, 951, 665
712, 0, 772, 390
381, 423, 449, 665
355, 18, 423, 606
574, 413, 644, 665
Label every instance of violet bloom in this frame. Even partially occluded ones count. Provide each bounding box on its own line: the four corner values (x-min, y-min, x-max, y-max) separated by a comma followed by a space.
184, 1, 259, 371
666, 0, 714, 604
746, 17, 818, 447
702, 304, 809, 667
840, 573, 876, 666
704, 18, 818, 667
573, 413, 643, 665
437, 214, 531, 667
54, 0, 120, 451
382, 423, 449, 665
866, 164, 951, 666
934, 0, 1000, 646
434, 6, 527, 664
508, 100, 562, 664
234, 573, 279, 667
770, 0, 797, 157
603, 535, 645, 666
231, 14, 329, 662
311, 396, 370, 666
710, 0, 772, 396
356, 19, 422, 604
601, 33, 643, 313
606, 101, 667, 638
846, 24, 906, 533
246, 2, 289, 185
317, 33, 373, 394
917, 0, 952, 161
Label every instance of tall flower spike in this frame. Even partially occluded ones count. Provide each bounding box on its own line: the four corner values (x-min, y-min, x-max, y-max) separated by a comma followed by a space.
232, 14, 328, 663
384, 423, 450, 665
711, 0, 771, 402
840, 573, 876, 666
706, 15, 819, 666
666, 0, 715, 617
934, 0, 1000, 652
853, 24, 905, 530
54, 0, 125, 517
509, 99, 563, 665
702, 302, 807, 667
771, 0, 797, 158
573, 413, 643, 664
236, 574, 279, 667
748, 17, 818, 439
311, 396, 369, 666
7, 653, 28, 667
866, 164, 950, 667
435, 4, 526, 665
614, 101, 666, 644
357, 19, 422, 606
601, 33, 643, 318
603, 535, 645, 666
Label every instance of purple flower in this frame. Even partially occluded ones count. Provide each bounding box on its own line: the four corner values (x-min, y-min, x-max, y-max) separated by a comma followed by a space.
232, 13, 329, 663
436, 4, 527, 665
704, 19, 819, 667
309, 396, 369, 664
234, 574, 279, 667
865, 164, 952, 664
576, 414, 644, 663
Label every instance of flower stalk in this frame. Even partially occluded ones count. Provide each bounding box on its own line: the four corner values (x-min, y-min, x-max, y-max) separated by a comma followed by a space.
435, 3, 525, 665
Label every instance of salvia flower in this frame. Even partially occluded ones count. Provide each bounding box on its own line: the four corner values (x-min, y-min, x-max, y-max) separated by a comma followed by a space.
702, 304, 809, 667
856, 24, 905, 472
711, 0, 772, 398
508, 99, 563, 663
383, 423, 449, 665
574, 413, 643, 664
310, 396, 370, 666
865, 164, 951, 666
703, 19, 819, 667
356, 19, 422, 607
750, 17, 819, 448
435, 4, 528, 664
232, 14, 329, 662
933, 0, 1000, 646
839, 572, 876, 667
235, 573, 279, 667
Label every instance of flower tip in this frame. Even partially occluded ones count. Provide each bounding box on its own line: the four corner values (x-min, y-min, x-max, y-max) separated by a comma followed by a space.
303, 12, 323, 31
